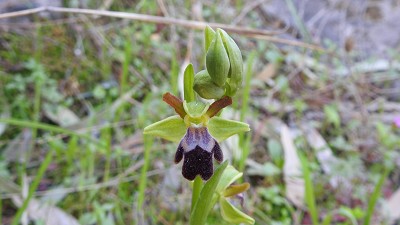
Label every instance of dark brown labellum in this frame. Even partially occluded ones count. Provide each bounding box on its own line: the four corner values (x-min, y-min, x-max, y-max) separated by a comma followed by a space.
175, 127, 223, 180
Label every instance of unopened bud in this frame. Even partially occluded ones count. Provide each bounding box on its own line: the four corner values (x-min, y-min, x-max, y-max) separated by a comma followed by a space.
204, 25, 216, 52
206, 30, 230, 87
193, 70, 225, 99
219, 29, 243, 96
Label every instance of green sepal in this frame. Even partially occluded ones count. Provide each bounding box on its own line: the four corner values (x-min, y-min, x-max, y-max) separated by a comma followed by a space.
215, 165, 242, 194
208, 117, 250, 142
143, 115, 186, 142
206, 31, 230, 87
204, 25, 216, 52
219, 29, 243, 96
184, 64, 196, 102
193, 70, 225, 99
219, 197, 255, 225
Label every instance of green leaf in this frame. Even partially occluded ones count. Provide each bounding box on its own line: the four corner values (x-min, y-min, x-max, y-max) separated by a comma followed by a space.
143, 115, 186, 142
193, 70, 225, 99
206, 31, 230, 87
208, 117, 250, 142
190, 161, 228, 225
184, 64, 195, 102
204, 25, 216, 52
219, 29, 243, 95
215, 165, 242, 194
219, 197, 255, 224
324, 104, 340, 128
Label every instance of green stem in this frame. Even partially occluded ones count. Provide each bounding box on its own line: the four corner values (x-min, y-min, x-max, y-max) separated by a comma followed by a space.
190, 161, 228, 225
191, 176, 203, 212
11, 150, 53, 225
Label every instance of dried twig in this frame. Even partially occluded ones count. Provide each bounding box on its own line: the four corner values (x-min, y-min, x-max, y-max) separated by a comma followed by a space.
0, 6, 325, 51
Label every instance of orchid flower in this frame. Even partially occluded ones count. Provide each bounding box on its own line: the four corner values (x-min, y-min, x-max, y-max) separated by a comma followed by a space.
144, 92, 249, 180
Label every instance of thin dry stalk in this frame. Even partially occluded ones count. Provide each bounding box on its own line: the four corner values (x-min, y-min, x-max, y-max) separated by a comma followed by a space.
0, 6, 325, 51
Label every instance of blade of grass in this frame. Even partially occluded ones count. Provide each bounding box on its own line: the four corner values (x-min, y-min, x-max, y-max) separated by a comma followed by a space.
0, 118, 106, 149
190, 161, 228, 225
137, 135, 153, 208
121, 37, 132, 93
363, 167, 390, 225
102, 125, 112, 182
321, 213, 332, 225
299, 152, 318, 225
238, 51, 257, 172
11, 149, 54, 225
284, 0, 312, 43
170, 52, 179, 95
239, 51, 256, 122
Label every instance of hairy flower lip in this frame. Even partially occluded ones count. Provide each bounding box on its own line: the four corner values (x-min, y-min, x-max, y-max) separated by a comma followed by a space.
175, 126, 223, 181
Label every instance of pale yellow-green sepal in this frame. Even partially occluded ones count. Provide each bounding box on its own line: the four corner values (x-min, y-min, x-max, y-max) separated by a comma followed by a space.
208, 117, 250, 142
143, 115, 186, 142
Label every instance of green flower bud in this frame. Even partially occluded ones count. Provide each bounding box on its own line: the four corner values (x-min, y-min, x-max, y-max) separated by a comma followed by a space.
204, 25, 216, 52
206, 30, 230, 87
193, 70, 225, 99
218, 29, 243, 96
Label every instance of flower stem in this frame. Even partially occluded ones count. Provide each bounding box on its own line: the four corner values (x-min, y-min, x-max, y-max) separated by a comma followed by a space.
191, 175, 203, 212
